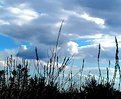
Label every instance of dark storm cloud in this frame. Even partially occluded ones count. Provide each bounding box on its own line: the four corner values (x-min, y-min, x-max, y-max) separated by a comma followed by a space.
79, 0, 120, 11
16, 45, 48, 59
78, 0, 121, 28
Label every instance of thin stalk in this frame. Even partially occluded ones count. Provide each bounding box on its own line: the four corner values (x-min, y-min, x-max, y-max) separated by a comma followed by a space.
35, 47, 41, 76
112, 36, 119, 86
80, 59, 84, 85
98, 43, 102, 82
106, 67, 109, 83
55, 20, 64, 52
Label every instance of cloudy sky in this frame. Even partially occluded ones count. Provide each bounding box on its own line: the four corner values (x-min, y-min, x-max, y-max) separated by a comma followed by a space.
1, 0, 121, 72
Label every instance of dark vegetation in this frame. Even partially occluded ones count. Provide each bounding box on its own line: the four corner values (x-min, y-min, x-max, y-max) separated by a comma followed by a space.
0, 21, 121, 99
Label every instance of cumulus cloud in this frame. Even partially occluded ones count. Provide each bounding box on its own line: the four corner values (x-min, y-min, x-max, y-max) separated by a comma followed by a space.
67, 41, 79, 55
19, 45, 27, 51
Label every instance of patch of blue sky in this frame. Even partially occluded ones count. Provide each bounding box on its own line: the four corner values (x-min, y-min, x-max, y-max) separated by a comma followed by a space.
18, 41, 32, 48
0, 1, 5, 8
0, 34, 31, 50
0, 34, 18, 50
74, 38, 93, 46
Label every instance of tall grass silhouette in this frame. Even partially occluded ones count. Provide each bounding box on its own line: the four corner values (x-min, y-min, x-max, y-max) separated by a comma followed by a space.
0, 22, 121, 98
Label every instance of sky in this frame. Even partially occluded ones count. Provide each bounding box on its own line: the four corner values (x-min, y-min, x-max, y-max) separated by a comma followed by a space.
1, 0, 121, 81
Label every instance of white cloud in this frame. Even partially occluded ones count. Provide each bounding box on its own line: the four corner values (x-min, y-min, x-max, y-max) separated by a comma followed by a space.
0, 19, 10, 25
61, 9, 84, 21
78, 34, 116, 49
7, 3, 39, 26
19, 45, 28, 52
61, 9, 105, 28
67, 41, 79, 55
91, 35, 121, 48
79, 34, 104, 39
81, 13, 105, 28
0, 48, 17, 60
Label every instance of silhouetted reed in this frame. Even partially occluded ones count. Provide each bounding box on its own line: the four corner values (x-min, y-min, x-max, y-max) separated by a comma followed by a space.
0, 22, 121, 98
98, 43, 102, 83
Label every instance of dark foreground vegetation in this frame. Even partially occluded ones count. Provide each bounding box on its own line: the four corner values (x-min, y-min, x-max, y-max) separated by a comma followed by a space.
0, 55, 121, 99
0, 52, 121, 99
1, 22, 121, 99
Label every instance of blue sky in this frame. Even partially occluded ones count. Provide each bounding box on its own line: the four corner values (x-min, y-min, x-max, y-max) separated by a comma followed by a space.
0, 34, 17, 50
1, 0, 121, 82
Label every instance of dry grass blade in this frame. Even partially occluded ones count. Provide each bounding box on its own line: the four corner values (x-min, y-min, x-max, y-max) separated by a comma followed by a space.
115, 36, 119, 62
35, 47, 39, 62
55, 20, 64, 51
98, 43, 102, 82
35, 47, 41, 76
80, 59, 84, 84
112, 36, 120, 86
106, 67, 109, 83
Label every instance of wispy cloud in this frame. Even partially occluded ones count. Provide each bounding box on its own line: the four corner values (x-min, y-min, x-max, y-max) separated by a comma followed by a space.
0, 19, 10, 25
81, 13, 105, 28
